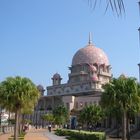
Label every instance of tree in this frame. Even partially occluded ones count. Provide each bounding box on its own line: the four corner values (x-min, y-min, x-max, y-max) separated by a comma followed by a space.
87, 0, 125, 16
42, 113, 54, 124
20, 101, 36, 133
101, 76, 140, 140
53, 105, 69, 127
79, 104, 104, 130
0, 76, 40, 140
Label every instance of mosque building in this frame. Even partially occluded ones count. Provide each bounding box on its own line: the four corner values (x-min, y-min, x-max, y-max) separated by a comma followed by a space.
46, 34, 111, 111
30, 34, 113, 128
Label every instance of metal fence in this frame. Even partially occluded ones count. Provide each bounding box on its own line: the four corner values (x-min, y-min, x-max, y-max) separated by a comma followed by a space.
0, 125, 14, 134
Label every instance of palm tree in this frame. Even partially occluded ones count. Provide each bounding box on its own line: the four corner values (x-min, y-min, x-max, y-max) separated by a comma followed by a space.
87, 0, 125, 16
0, 76, 40, 140
53, 105, 68, 127
101, 76, 140, 140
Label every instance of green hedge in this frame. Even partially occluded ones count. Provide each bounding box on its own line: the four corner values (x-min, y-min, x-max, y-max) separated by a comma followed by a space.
8, 132, 26, 140
8, 137, 24, 140
55, 129, 106, 140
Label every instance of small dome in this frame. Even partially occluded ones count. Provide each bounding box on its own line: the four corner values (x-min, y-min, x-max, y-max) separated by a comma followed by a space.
52, 73, 61, 79
37, 85, 45, 95
119, 73, 127, 79
72, 44, 109, 66
37, 85, 45, 91
92, 76, 98, 81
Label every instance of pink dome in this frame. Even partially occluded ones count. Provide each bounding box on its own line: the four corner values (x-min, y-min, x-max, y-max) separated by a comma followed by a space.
72, 44, 109, 66
92, 76, 98, 81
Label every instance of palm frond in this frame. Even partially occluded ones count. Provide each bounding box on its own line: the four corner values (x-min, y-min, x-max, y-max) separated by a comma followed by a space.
87, 0, 125, 16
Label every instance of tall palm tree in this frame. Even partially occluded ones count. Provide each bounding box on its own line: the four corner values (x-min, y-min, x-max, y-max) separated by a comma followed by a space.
0, 76, 40, 140
101, 76, 140, 140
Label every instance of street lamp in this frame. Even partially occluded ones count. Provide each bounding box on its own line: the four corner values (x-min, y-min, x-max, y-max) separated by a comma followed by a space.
0, 108, 2, 133
137, 2, 140, 130
138, 63, 140, 82
0, 107, 2, 127
0, 113, 1, 127
138, 27, 140, 82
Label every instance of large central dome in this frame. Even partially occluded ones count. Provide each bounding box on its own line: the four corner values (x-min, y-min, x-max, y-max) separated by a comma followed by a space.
72, 40, 109, 66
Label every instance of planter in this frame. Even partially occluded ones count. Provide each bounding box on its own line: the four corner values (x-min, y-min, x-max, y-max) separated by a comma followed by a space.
8, 137, 24, 140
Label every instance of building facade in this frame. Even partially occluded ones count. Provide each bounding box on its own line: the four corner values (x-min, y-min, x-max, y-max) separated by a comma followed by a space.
28, 35, 113, 128
46, 36, 112, 111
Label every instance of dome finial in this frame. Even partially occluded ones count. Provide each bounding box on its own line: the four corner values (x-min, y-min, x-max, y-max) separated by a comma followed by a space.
88, 32, 92, 45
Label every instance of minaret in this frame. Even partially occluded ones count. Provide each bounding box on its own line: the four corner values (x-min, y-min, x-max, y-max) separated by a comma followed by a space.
88, 32, 92, 45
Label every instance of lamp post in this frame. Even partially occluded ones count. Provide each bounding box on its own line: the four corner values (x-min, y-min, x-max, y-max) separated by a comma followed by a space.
0, 113, 1, 127
138, 27, 140, 82
0, 113, 1, 132
137, 2, 140, 130
138, 63, 140, 83
0, 108, 2, 133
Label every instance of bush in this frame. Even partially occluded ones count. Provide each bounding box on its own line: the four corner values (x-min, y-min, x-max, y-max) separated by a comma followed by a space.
55, 129, 106, 140
8, 137, 24, 140
8, 132, 26, 140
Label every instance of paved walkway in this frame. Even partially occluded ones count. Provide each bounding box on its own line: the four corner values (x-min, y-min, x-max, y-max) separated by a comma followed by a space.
43, 130, 67, 140
0, 128, 67, 140
25, 129, 49, 140
0, 129, 140, 140
0, 133, 12, 140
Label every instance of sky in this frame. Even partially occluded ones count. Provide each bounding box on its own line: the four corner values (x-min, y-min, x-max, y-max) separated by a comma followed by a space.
0, 0, 140, 94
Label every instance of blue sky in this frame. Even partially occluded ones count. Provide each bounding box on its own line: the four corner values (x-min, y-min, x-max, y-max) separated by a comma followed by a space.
0, 0, 139, 93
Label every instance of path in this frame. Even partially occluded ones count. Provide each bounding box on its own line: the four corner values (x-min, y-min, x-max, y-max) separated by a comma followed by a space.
0, 128, 67, 140
0, 129, 140, 140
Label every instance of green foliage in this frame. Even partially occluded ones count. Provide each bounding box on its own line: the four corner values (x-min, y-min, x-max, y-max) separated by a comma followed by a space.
41, 113, 54, 123
79, 104, 104, 127
0, 76, 40, 112
0, 76, 40, 140
8, 137, 24, 140
53, 105, 69, 125
9, 132, 26, 140
55, 129, 106, 140
21, 118, 32, 124
102, 76, 140, 113
101, 76, 140, 140
67, 137, 78, 140
8, 118, 15, 125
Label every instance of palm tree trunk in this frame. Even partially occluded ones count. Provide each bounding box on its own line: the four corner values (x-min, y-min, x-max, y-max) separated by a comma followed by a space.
8, 111, 10, 126
122, 110, 127, 140
21, 114, 25, 132
14, 110, 19, 140
116, 119, 120, 138
126, 117, 130, 140
18, 113, 22, 135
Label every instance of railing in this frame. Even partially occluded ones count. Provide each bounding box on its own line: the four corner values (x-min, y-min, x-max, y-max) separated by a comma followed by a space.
0, 125, 14, 134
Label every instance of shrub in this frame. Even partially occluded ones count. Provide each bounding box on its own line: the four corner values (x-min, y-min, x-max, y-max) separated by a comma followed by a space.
55, 129, 106, 140
8, 132, 26, 140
